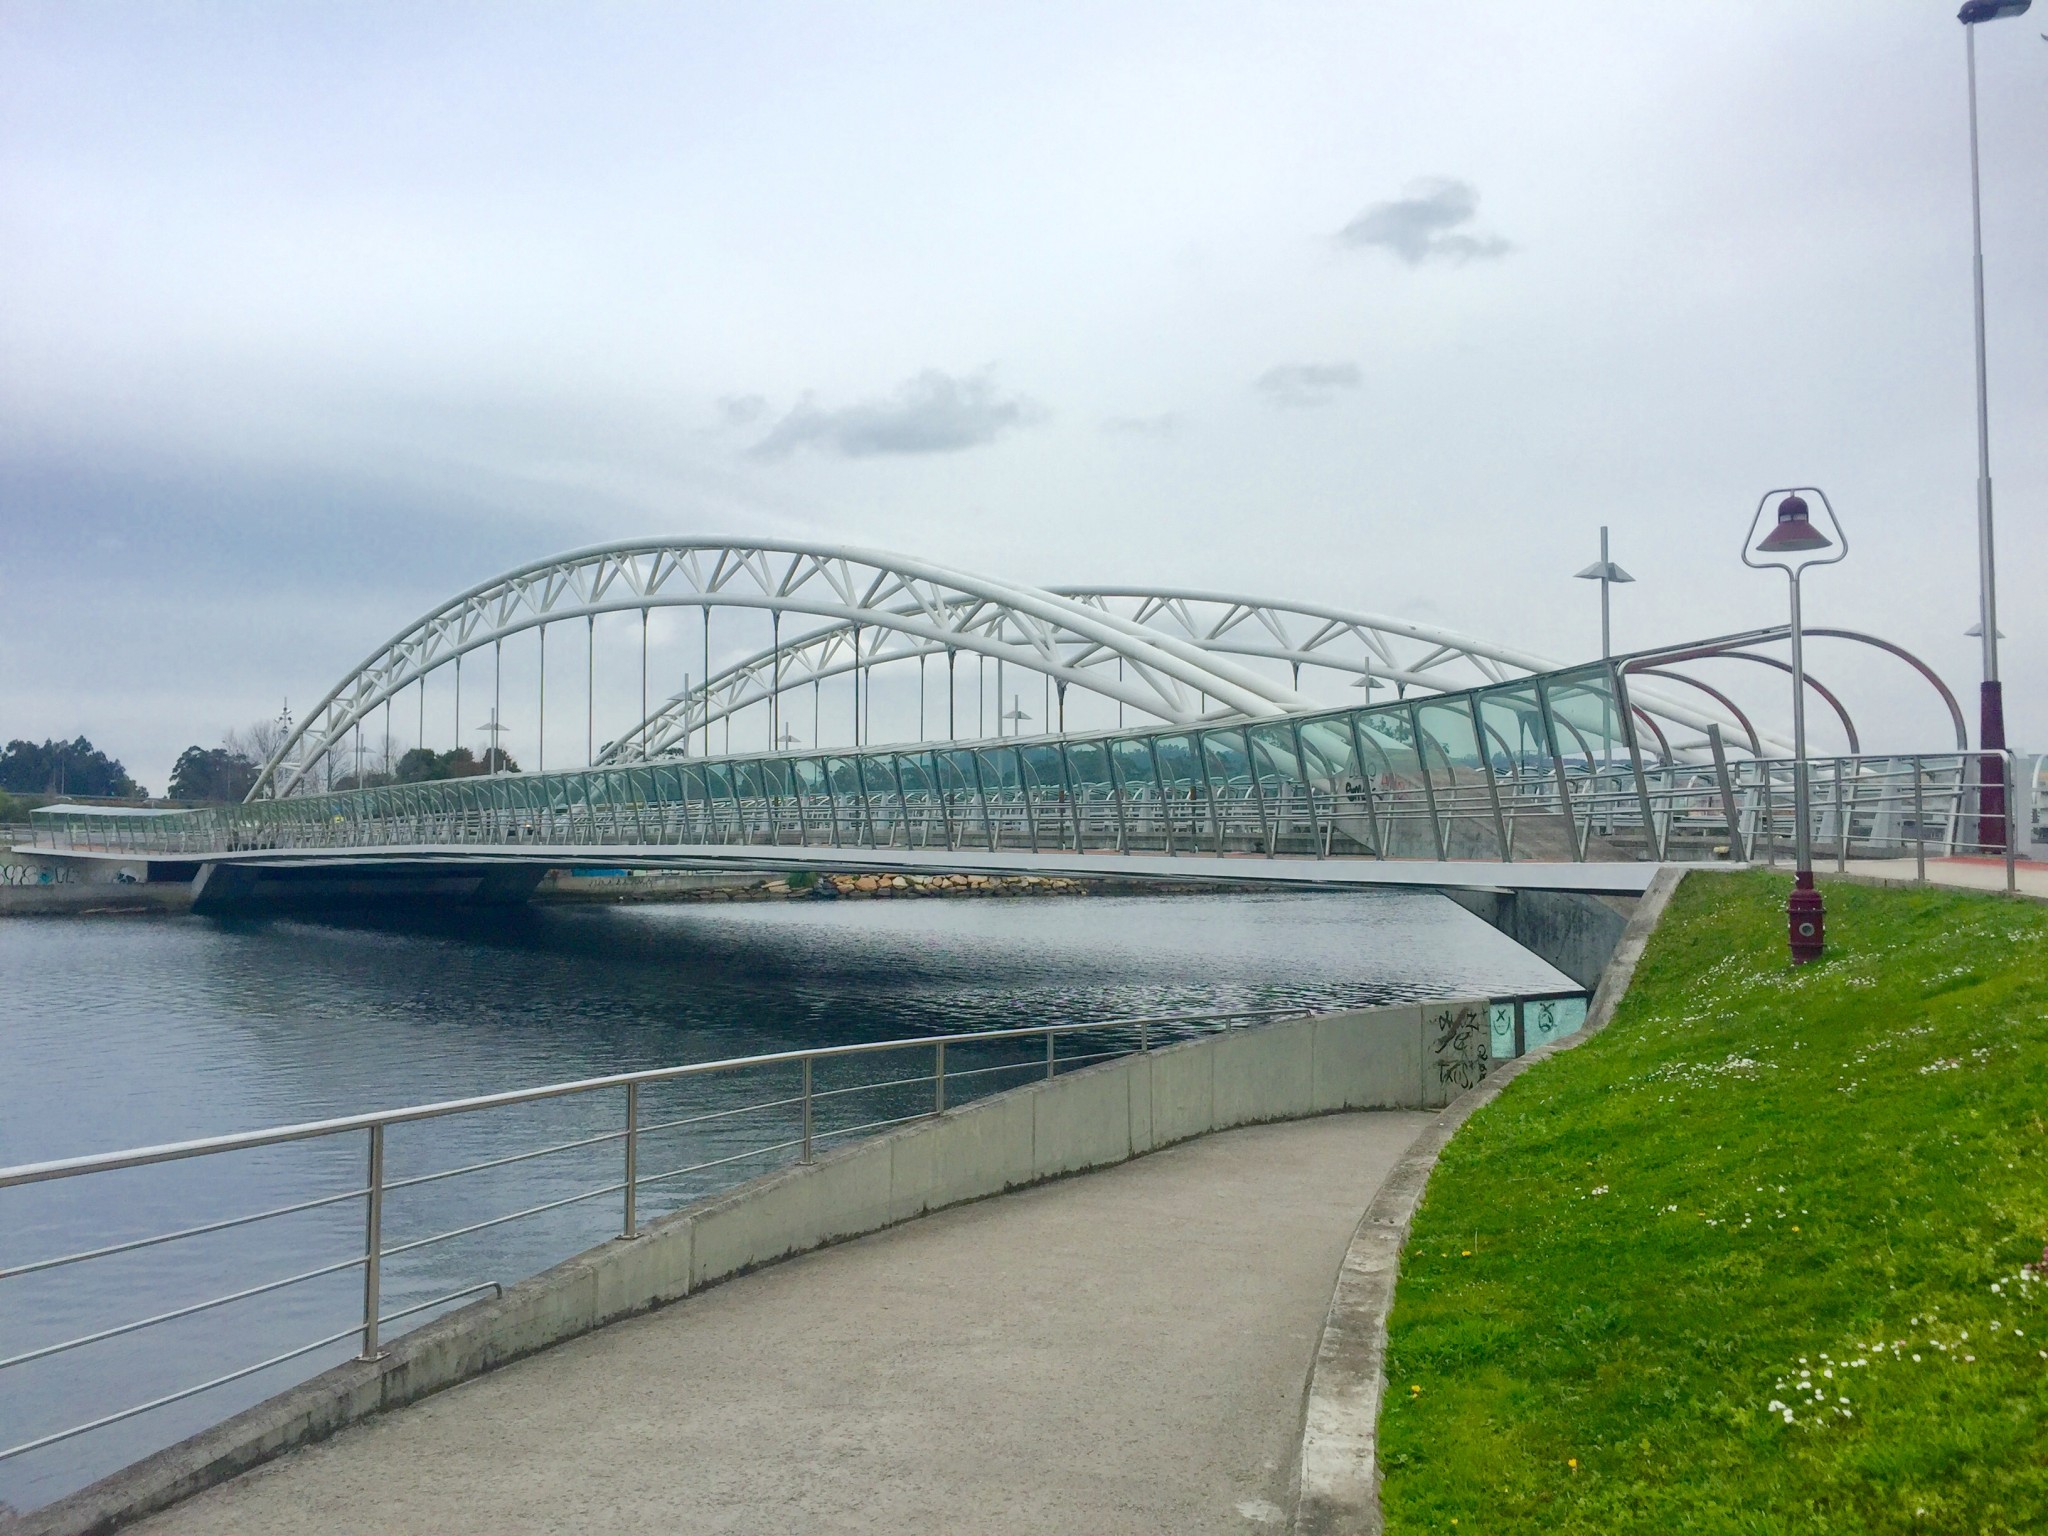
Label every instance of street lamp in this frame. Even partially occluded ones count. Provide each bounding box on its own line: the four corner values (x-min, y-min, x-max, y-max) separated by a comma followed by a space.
1744, 489, 1847, 965
1576, 526, 1635, 770
1958, 0, 2029, 847
1574, 525, 1635, 660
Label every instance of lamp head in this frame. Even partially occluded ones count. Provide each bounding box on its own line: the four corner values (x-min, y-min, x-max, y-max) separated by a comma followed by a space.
1754, 492, 1833, 555
1958, 0, 2030, 23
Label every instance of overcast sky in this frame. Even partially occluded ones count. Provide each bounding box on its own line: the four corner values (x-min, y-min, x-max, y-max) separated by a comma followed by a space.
3, 2, 2042, 790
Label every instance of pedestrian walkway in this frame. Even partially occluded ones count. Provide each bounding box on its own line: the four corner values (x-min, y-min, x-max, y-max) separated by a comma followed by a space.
130, 1112, 1433, 1536
1831, 855, 2048, 901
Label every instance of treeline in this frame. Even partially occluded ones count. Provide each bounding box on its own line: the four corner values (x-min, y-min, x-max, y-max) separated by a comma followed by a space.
0, 730, 524, 812
0, 738, 144, 799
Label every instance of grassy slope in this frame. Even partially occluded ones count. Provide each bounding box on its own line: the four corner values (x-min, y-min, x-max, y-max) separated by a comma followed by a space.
1380, 871, 2048, 1535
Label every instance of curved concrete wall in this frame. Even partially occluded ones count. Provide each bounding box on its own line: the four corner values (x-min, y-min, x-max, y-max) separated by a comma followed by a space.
25, 998, 1491, 1536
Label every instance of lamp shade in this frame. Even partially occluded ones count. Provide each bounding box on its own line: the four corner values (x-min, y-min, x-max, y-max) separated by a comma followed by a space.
1958, 1, 2030, 24
1755, 492, 1832, 555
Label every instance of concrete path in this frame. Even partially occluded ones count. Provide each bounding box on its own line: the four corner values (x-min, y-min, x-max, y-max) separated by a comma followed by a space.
1838, 855, 2048, 901
132, 1112, 1432, 1536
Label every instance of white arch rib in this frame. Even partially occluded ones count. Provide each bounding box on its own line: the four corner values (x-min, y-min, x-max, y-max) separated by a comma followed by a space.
249, 542, 1319, 799
602, 585, 1789, 764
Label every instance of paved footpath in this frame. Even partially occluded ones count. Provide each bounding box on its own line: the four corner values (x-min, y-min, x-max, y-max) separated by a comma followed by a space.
1839, 856, 2048, 901
134, 1112, 1433, 1536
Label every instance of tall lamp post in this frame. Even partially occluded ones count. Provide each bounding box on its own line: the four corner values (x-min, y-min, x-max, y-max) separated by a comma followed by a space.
1958, 0, 2028, 846
1576, 527, 1634, 769
1743, 489, 1847, 964
1574, 525, 1635, 661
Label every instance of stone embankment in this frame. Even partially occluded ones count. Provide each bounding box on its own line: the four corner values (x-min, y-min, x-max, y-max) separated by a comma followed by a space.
811, 871, 1087, 898
540, 870, 1242, 905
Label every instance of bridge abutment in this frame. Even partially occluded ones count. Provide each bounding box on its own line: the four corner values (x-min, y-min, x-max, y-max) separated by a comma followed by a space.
1444, 886, 1635, 991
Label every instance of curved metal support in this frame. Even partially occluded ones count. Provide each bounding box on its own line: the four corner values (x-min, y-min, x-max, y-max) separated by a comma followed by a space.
1630, 707, 1673, 766
1665, 652, 1859, 754
1624, 625, 1964, 749
1802, 628, 1967, 749
1630, 669, 1763, 757
609, 586, 1770, 766
249, 543, 1319, 799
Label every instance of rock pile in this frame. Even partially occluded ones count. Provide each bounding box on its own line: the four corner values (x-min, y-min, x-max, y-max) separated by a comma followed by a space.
809, 872, 1085, 899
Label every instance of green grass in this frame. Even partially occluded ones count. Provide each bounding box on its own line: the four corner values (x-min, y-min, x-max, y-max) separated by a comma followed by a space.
1380, 871, 2048, 1535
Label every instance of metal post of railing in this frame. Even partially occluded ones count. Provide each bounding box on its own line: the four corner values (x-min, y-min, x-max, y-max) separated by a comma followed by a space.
1914, 756, 1927, 884
1045, 1029, 1055, 1080
934, 1041, 947, 1115
1708, 725, 1744, 862
1763, 768, 1777, 866
622, 1081, 639, 1239
1139, 1018, 1150, 1054
2005, 751, 2018, 895
1834, 758, 1848, 872
359, 1124, 384, 1360
800, 1057, 814, 1165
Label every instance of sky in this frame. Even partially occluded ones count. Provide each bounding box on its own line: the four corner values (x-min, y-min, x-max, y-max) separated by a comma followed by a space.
2, 1, 2043, 791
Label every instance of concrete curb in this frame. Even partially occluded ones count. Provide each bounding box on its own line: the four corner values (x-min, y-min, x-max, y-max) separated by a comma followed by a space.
1290, 866, 1688, 1535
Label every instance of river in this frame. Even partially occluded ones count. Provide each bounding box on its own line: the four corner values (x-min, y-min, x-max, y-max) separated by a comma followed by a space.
0, 889, 1571, 1511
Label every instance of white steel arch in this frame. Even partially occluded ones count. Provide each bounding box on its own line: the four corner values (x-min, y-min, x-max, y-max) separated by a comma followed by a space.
249, 542, 1317, 800
605, 585, 1790, 764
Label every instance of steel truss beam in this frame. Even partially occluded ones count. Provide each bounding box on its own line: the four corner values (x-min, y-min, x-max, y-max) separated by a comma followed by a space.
604, 586, 1790, 765
250, 542, 1318, 800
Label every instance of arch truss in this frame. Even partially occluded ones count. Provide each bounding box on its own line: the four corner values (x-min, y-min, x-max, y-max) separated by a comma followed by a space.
602, 586, 1791, 765
250, 541, 1317, 800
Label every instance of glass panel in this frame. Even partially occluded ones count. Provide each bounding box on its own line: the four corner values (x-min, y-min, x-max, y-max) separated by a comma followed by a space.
1109, 739, 1162, 851
1149, 734, 1201, 851
1062, 740, 1117, 851
1475, 684, 1567, 861
1199, 730, 1258, 852
1358, 707, 1434, 857
1415, 699, 1498, 858
1301, 717, 1371, 854
1246, 722, 1310, 854
1544, 665, 1630, 856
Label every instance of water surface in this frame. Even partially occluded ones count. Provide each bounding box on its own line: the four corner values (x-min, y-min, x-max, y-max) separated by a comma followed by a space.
0, 890, 1568, 1510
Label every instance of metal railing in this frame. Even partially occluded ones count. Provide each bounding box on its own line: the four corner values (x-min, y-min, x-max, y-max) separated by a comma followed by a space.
1603, 749, 2027, 894
20, 747, 2030, 890
0, 994, 1585, 1498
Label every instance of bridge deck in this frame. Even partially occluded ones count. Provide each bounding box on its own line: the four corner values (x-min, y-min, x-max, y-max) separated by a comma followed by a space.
126, 1113, 1431, 1536
24, 840, 1665, 895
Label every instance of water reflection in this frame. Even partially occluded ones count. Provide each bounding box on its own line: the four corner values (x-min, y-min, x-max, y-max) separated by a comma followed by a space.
0, 890, 1567, 1510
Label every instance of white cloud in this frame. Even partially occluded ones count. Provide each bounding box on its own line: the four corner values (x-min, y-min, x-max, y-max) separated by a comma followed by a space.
1337, 178, 1512, 265
750, 370, 1043, 459
1253, 363, 1361, 408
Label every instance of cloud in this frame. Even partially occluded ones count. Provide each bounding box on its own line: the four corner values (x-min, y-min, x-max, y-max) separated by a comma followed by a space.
1253, 363, 1361, 408
717, 394, 769, 427
751, 369, 1043, 459
1102, 412, 1181, 438
1336, 178, 1512, 264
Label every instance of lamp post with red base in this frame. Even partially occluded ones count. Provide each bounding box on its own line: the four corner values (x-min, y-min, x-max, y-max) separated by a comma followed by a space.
1743, 489, 1848, 964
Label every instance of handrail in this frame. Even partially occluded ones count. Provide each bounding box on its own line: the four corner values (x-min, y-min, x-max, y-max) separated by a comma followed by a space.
0, 993, 1587, 1490
0, 1007, 1306, 1190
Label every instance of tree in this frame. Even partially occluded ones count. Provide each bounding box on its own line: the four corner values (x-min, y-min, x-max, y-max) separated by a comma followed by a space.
224, 709, 293, 772
0, 737, 143, 798
392, 746, 515, 783
167, 746, 259, 803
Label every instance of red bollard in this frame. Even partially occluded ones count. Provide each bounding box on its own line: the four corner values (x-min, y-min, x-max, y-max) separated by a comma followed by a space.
1788, 870, 1825, 964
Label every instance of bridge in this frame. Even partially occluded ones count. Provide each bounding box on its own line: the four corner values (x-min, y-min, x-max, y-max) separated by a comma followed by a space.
19, 537, 1992, 953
